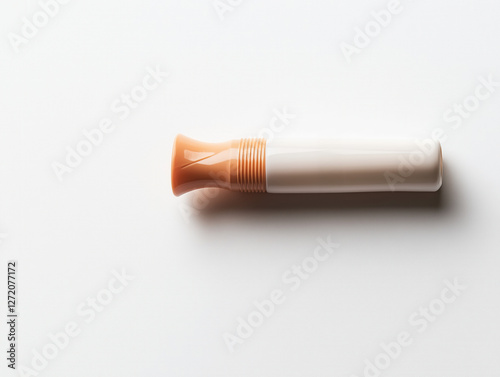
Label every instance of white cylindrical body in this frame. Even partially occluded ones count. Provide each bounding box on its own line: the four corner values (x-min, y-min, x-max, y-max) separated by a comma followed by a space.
265, 139, 442, 193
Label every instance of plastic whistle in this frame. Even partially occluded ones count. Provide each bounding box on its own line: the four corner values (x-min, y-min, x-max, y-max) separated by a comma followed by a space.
171, 134, 443, 196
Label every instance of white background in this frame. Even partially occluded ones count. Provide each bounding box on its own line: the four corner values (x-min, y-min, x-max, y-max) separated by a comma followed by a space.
1, 0, 500, 376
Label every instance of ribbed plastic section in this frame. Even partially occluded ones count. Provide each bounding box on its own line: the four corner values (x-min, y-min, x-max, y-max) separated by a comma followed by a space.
237, 138, 267, 193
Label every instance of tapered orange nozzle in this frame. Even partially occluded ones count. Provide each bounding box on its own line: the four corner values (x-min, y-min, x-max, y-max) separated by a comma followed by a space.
171, 134, 267, 196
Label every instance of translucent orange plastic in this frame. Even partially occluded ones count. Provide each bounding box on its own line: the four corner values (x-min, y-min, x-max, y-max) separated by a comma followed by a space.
171, 134, 267, 196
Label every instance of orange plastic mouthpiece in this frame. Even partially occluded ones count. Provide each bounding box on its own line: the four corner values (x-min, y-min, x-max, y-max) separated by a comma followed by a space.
171, 134, 267, 196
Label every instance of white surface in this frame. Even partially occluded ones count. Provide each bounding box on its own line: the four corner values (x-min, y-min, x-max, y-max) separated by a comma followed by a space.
1, 1, 500, 376
266, 138, 442, 193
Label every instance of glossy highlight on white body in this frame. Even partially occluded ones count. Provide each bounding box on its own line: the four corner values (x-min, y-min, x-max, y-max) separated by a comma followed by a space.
265, 138, 442, 193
